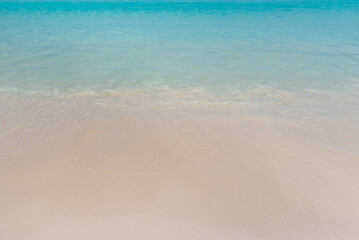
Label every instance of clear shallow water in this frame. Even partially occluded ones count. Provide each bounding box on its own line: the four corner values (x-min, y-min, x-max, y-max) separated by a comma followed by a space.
1, 1, 359, 159
0, 1, 359, 113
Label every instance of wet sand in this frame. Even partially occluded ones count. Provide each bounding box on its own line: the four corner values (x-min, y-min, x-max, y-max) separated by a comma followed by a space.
1, 95, 359, 240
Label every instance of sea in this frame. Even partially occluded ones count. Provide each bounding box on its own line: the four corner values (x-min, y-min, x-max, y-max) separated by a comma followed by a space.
1, 0, 359, 126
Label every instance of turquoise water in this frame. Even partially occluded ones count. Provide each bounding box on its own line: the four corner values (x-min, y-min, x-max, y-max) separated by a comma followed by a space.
0, 1, 359, 99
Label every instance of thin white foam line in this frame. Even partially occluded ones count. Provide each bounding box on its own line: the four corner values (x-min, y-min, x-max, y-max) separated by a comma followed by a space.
4, 126, 75, 161
0, 101, 73, 137
10, 132, 67, 159
305, 138, 359, 158
0, 124, 27, 137
6, 110, 97, 159
271, 128, 359, 159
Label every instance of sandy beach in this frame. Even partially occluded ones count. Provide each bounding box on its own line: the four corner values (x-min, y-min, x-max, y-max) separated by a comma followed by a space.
1, 1, 359, 239
1, 94, 359, 240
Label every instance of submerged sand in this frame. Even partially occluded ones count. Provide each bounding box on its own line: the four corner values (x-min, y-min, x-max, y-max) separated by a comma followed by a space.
1, 94, 359, 240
